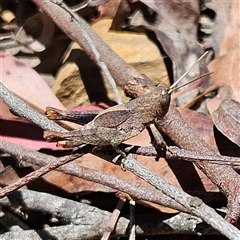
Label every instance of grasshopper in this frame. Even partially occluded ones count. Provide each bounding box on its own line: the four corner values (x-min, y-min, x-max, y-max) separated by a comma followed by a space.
44, 84, 170, 148
44, 52, 209, 151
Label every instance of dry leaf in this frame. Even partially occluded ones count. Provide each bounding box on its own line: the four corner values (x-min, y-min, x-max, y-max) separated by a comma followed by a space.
0, 166, 27, 188
207, 1, 240, 102
212, 99, 240, 147
0, 52, 65, 114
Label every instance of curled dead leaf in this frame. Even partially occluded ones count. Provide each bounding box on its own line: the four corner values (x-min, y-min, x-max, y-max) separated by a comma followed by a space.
212, 98, 240, 147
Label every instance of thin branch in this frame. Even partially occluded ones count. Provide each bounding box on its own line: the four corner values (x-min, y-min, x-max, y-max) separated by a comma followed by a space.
166, 146, 240, 166
101, 198, 126, 240
0, 138, 188, 213
0, 190, 221, 239
51, 1, 123, 104
0, 82, 66, 132
0, 148, 84, 198
31, 0, 155, 98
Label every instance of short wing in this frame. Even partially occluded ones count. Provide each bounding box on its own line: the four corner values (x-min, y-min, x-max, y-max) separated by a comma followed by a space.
93, 110, 132, 128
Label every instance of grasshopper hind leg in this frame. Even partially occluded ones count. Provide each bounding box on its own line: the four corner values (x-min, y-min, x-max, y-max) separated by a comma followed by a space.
44, 130, 83, 148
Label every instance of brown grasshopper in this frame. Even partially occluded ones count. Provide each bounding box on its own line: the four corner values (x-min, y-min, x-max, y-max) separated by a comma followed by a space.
44, 52, 209, 151
44, 84, 170, 148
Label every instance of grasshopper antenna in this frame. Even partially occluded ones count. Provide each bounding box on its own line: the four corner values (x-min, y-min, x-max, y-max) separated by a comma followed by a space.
168, 72, 213, 94
168, 51, 209, 94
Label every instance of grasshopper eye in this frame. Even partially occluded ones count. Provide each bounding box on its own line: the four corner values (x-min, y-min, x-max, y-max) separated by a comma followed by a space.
161, 89, 167, 95
154, 84, 171, 118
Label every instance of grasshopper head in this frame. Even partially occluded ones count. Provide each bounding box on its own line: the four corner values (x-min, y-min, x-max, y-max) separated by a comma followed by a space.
154, 84, 171, 118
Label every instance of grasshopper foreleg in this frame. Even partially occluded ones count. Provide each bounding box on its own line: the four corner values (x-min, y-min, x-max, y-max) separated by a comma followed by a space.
149, 123, 167, 150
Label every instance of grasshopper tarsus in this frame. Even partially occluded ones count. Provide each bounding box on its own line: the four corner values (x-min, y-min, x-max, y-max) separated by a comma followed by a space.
112, 146, 127, 171
44, 130, 63, 142
45, 107, 62, 120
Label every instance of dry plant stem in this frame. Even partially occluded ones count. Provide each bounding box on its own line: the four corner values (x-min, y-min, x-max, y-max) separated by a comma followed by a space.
122, 144, 240, 167
156, 104, 240, 222
101, 198, 126, 240
31, 0, 155, 98
0, 83, 66, 133
0, 139, 188, 213
0, 189, 129, 239
0, 190, 218, 238
124, 154, 240, 240
2, 139, 239, 239
166, 146, 240, 166
0, 150, 84, 198
53, 2, 122, 104
129, 200, 136, 240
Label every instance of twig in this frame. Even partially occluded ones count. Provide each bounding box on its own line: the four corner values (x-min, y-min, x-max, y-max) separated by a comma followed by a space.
129, 200, 136, 240
0, 149, 84, 198
0, 190, 222, 238
101, 197, 126, 240
166, 146, 240, 166
31, 0, 155, 98
51, 0, 122, 104
113, 144, 240, 166
0, 83, 66, 132
0, 138, 188, 213
123, 154, 240, 240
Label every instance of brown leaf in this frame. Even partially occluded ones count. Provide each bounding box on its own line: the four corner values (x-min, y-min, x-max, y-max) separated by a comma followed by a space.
207, 1, 240, 102
0, 166, 27, 189
212, 99, 240, 147
178, 108, 217, 149
208, 49, 240, 102
98, 0, 122, 20
0, 52, 65, 114
203, 0, 237, 56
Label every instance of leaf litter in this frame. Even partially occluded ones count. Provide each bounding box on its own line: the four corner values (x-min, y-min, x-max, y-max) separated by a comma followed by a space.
0, 0, 240, 239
